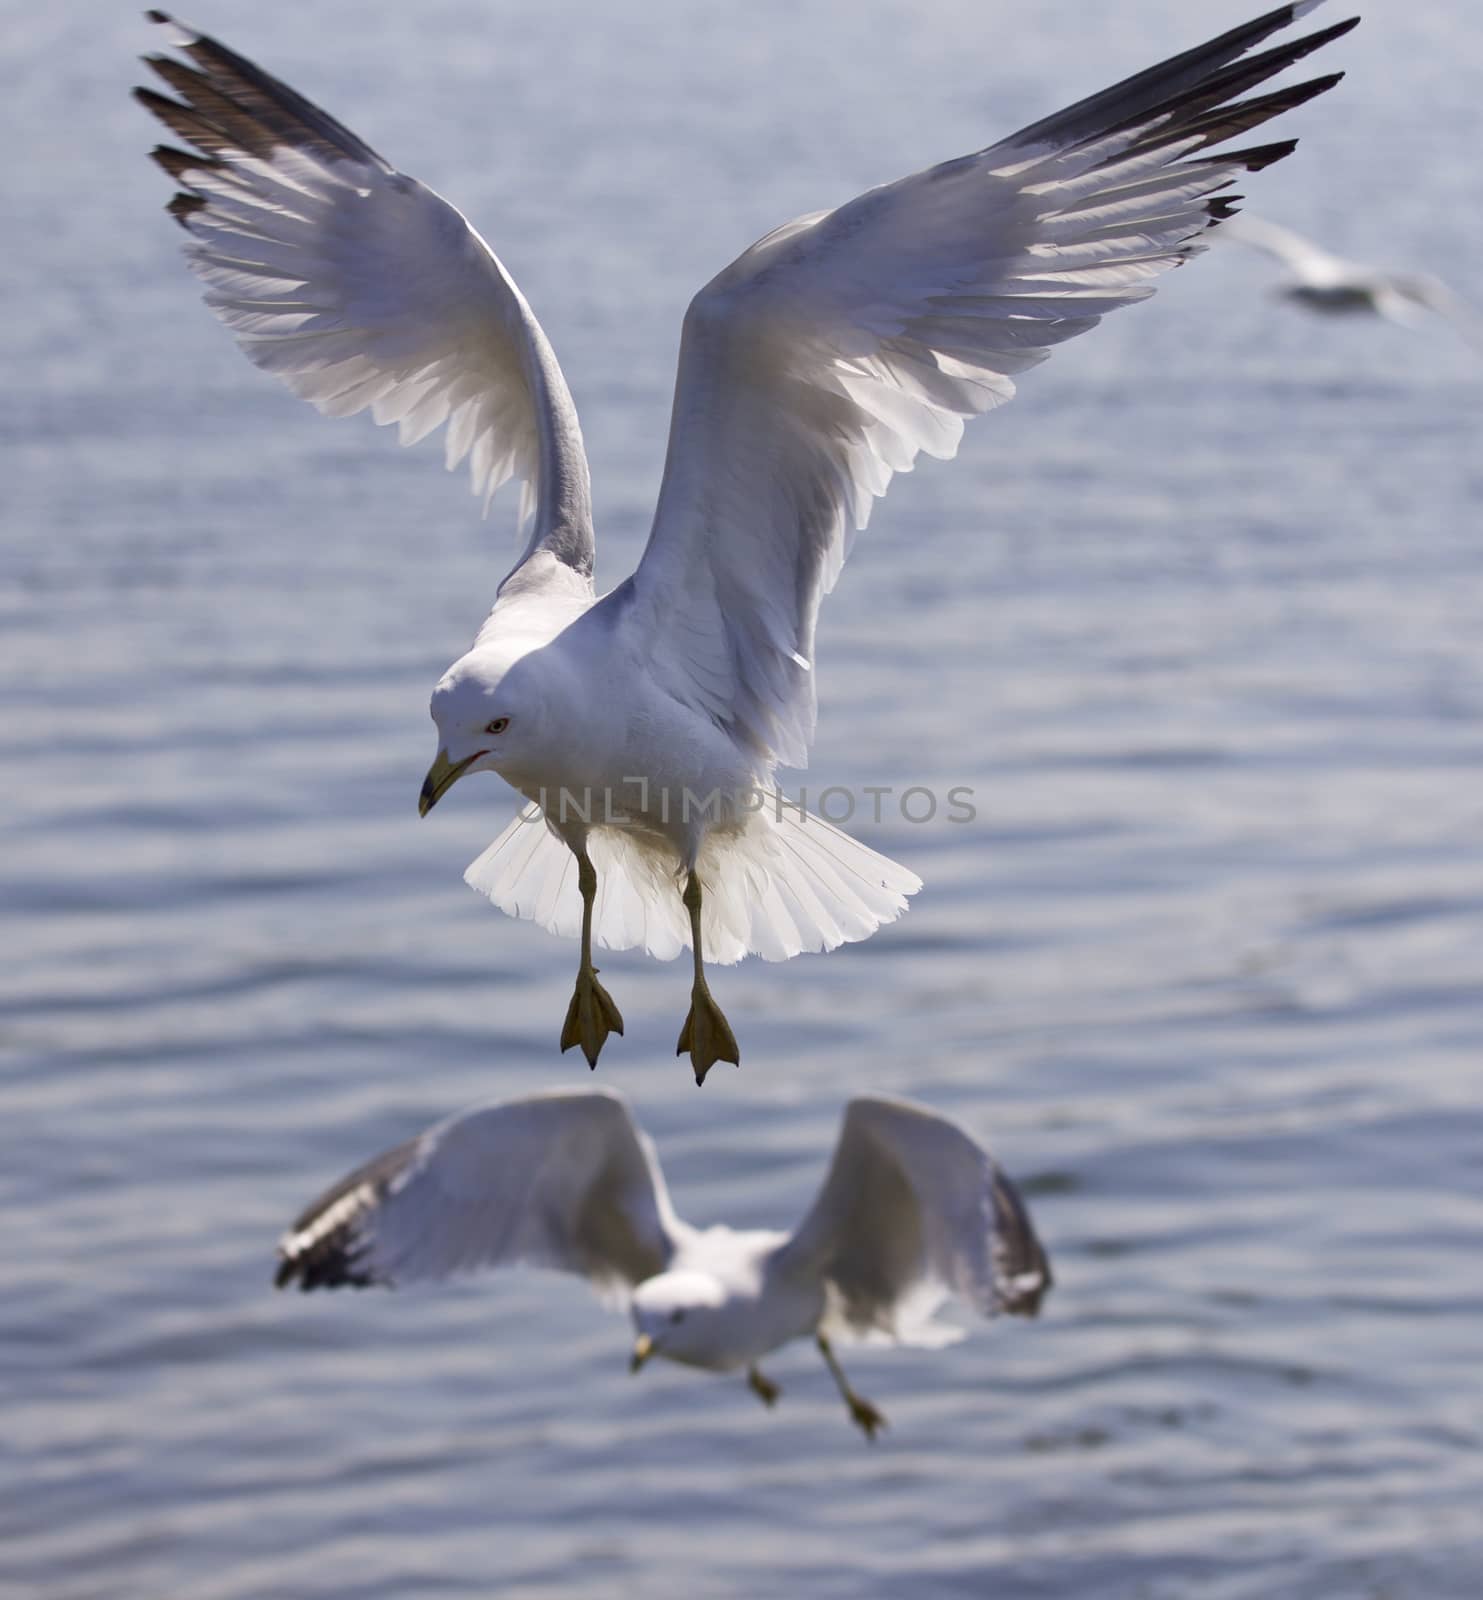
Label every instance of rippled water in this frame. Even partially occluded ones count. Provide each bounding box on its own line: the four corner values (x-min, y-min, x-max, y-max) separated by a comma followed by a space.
5, 1, 1483, 1595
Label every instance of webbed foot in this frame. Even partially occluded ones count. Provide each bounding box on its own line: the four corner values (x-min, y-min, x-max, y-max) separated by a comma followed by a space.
747, 1366, 782, 1408
847, 1394, 887, 1442
676, 982, 739, 1085
560, 964, 624, 1068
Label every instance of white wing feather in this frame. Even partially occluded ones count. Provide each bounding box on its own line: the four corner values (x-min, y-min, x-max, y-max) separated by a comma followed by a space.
625, 3, 1352, 767
275, 1089, 691, 1303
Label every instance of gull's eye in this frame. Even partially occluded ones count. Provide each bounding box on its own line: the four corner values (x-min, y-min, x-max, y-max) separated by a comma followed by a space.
485, 717, 510, 736
669, 1310, 686, 1325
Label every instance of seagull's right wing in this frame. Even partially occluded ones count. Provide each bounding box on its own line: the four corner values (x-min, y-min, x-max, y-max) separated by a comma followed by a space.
775, 1097, 1051, 1343
624, 3, 1356, 769
275, 1089, 689, 1302
135, 11, 593, 584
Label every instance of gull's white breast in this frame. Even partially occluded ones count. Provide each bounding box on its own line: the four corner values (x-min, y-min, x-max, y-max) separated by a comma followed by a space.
667, 1226, 822, 1372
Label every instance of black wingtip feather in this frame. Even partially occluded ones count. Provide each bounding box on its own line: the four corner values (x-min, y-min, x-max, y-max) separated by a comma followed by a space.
1203, 137, 1301, 173
273, 1245, 378, 1292
1122, 66, 1348, 169
135, 11, 393, 174
273, 1228, 378, 1291
165, 192, 206, 228
1178, 70, 1348, 153
149, 141, 218, 180
1005, 2, 1356, 155
991, 1168, 1054, 1318
272, 1136, 419, 1293
1112, 17, 1359, 155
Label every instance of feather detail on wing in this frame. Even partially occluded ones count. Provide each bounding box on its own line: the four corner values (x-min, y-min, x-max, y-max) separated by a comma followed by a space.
274, 1089, 689, 1305
626, 3, 1355, 767
774, 1097, 1051, 1345
135, 10, 593, 581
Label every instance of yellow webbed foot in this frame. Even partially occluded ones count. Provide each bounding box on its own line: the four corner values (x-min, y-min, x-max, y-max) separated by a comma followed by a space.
560, 965, 624, 1068
676, 983, 739, 1085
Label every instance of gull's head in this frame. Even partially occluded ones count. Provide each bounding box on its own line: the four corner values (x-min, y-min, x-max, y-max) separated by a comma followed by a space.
629, 1271, 731, 1373
419, 649, 546, 816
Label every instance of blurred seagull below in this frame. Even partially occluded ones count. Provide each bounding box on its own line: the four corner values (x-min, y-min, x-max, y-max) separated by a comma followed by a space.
136, 4, 1354, 1081
1220, 213, 1483, 344
275, 1089, 1052, 1439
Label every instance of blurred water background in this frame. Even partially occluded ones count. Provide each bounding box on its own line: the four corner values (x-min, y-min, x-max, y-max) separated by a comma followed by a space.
3, 1, 1482, 1595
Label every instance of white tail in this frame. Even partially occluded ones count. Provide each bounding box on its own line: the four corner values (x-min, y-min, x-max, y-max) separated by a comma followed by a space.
463, 800, 921, 965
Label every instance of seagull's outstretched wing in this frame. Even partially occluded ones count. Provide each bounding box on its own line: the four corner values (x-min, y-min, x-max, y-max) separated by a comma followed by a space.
623, 2, 1354, 767
275, 1089, 689, 1302
774, 1097, 1051, 1343
1216, 211, 1353, 280
135, 11, 593, 583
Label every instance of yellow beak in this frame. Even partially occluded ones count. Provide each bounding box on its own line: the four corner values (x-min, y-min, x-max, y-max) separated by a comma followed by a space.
418, 747, 483, 817
629, 1333, 655, 1374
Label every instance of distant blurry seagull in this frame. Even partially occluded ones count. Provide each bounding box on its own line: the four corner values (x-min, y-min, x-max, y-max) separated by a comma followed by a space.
1220, 213, 1482, 343
275, 1089, 1051, 1438
136, 5, 1354, 1081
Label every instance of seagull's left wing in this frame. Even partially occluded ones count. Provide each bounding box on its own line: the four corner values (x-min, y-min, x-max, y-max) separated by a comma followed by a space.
275, 1089, 690, 1303
135, 12, 593, 582
624, 3, 1354, 767
773, 1097, 1051, 1343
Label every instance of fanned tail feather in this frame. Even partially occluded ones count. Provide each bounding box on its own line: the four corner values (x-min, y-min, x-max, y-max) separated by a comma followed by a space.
464, 802, 920, 965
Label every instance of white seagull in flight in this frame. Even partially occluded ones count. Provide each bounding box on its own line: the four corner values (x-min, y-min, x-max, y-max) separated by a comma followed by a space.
1219, 212, 1482, 345
275, 1088, 1052, 1438
137, 5, 1354, 1082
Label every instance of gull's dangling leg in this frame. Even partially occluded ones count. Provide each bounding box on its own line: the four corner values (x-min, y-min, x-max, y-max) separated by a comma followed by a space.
674, 869, 739, 1086
817, 1333, 886, 1442
559, 848, 624, 1069
747, 1366, 782, 1409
